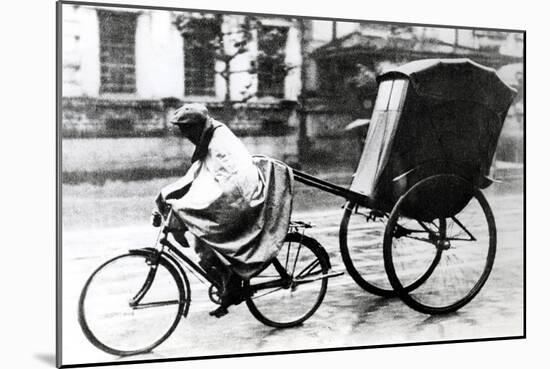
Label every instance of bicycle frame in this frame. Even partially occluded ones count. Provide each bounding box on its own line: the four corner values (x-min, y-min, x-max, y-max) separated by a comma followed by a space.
130, 209, 307, 308
155, 210, 221, 288
78, 207, 344, 356
160, 233, 298, 294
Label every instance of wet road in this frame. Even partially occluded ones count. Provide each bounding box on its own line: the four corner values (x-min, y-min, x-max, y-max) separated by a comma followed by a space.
60, 189, 523, 366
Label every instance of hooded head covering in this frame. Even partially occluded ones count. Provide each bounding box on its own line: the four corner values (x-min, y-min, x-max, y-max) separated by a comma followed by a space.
170, 103, 209, 126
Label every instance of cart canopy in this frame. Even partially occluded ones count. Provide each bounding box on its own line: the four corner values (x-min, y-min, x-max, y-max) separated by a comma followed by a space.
350, 58, 517, 214
380, 58, 515, 116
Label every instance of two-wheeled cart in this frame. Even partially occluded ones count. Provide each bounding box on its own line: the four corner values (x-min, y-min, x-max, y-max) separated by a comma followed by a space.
292, 58, 516, 315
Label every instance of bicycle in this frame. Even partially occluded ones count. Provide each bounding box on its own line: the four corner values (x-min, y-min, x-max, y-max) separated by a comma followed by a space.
78, 209, 342, 356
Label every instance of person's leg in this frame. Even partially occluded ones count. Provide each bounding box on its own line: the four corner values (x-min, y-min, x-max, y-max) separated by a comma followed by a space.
194, 240, 226, 286
192, 237, 244, 317
209, 270, 244, 318
166, 213, 190, 248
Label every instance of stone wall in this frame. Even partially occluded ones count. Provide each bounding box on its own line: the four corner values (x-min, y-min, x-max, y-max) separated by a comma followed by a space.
62, 97, 166, 137
62, 97, 298, 138
62, 134, 299, 184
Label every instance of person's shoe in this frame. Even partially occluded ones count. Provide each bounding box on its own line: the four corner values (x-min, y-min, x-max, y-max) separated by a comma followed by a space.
208, 275, 246, 318
208, 290, 246, 318
209, 305, 228, 318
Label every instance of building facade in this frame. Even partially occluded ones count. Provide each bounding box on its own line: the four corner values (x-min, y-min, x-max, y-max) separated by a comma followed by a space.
61, 4, 524, 177
300, 21, 523, 164
62, 5, 303, 136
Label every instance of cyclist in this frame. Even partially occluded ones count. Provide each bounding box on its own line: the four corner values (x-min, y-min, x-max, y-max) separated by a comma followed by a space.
153, 103, 293, 318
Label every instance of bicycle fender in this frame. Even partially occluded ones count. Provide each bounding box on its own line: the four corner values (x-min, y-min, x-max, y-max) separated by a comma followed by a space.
128, 247, 191, 317
129, 247, 159, 263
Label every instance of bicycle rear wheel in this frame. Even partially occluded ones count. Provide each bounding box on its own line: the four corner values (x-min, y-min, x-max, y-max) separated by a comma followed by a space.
245, 233, 329, 328
78, 252, 185, 356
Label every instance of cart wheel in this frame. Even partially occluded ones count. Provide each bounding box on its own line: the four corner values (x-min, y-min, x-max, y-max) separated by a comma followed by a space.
383, 174, 496, 314
340, 201, 442, 297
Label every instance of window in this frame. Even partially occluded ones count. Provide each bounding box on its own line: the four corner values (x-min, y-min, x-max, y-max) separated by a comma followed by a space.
318, 59, 339, 96
98, 10, 137, 94
183, 18, 219, 96
318, 59, 361, 98
257, 26, 288, 98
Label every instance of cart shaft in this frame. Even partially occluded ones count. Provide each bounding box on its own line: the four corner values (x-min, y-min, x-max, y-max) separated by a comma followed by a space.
292, 168, 371, 207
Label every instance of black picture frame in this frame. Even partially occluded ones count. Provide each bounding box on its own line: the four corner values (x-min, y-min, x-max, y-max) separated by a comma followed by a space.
56, 1, 526, 367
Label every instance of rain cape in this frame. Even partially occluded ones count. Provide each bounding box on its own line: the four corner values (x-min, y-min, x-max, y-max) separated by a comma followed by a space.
157, 120, 293, 279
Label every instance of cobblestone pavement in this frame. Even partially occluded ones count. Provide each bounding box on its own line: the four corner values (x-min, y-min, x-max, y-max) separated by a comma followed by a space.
60, 189, 523, 366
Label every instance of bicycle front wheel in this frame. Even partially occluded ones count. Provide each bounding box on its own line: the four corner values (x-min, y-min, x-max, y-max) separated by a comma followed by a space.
245, 233, 329, 328
78, 252, 185, 356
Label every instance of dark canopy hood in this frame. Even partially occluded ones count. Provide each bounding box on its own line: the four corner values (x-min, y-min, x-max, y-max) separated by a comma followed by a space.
377, 58, 517, 116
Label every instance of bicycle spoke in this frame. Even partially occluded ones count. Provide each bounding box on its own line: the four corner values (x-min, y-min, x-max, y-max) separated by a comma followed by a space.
291, 241, 303, 277
132, 300, 180, 309
445, 236, 477, 242
251, 286, 285, 299
296, 259, 321, 279
402, 235, 436, 245
284, 240, 292, 270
